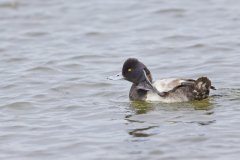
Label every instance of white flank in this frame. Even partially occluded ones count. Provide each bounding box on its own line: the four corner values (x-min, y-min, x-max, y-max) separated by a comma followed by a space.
146, 78, 189, 103
152, 78, 186, 92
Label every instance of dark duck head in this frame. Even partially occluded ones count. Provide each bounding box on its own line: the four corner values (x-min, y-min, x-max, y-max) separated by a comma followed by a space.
122, 58, 152, 84
109, 58, 165, 97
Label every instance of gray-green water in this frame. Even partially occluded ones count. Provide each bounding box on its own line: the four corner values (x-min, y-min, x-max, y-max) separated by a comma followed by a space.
1, 0, 240, 159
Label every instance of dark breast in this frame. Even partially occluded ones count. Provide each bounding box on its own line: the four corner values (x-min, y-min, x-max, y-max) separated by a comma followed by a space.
129, 84, 147, 101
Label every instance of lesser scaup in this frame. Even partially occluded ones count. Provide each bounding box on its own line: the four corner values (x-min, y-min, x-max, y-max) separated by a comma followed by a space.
108, 58, 215, 103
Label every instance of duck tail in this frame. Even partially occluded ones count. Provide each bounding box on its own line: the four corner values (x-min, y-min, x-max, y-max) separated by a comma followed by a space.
194, 77, 215, 100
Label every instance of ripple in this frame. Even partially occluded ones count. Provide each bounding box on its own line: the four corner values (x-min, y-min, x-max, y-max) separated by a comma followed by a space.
1, 84, 17, 89
24, 31, 48, 37
85, 31, 102, 36
163, 35, 200, 41
154, 8, 186, 14
57, 63, 83, 71
6, 57, 28, 63
0, 1, 19, 9
69, 54, 106, 60
128, 126, 158, 137
186, 43, 206, 49
26, 66, 60, 74
1, 102, 34, 110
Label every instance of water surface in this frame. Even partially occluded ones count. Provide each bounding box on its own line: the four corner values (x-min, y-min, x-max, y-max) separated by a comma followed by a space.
0, 0, 240, 160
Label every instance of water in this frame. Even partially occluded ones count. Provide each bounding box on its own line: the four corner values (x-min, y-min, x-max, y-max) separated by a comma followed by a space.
0, 0, 240, 159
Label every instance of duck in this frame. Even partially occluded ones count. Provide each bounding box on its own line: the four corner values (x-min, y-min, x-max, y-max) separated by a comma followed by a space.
108, 58, 215, 103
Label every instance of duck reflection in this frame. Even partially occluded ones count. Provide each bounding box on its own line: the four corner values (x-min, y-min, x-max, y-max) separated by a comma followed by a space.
128, 126, 158, 138
129, 101, 155, 114
128, 98, 214, 114
125, 98, 215, 137
190, 98, 214, 110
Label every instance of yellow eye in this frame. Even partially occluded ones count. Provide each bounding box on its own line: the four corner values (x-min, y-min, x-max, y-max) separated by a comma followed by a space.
128, 68, 132, 72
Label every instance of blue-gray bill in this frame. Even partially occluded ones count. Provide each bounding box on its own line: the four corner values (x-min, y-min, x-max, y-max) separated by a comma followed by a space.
107, 72, 125, 80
